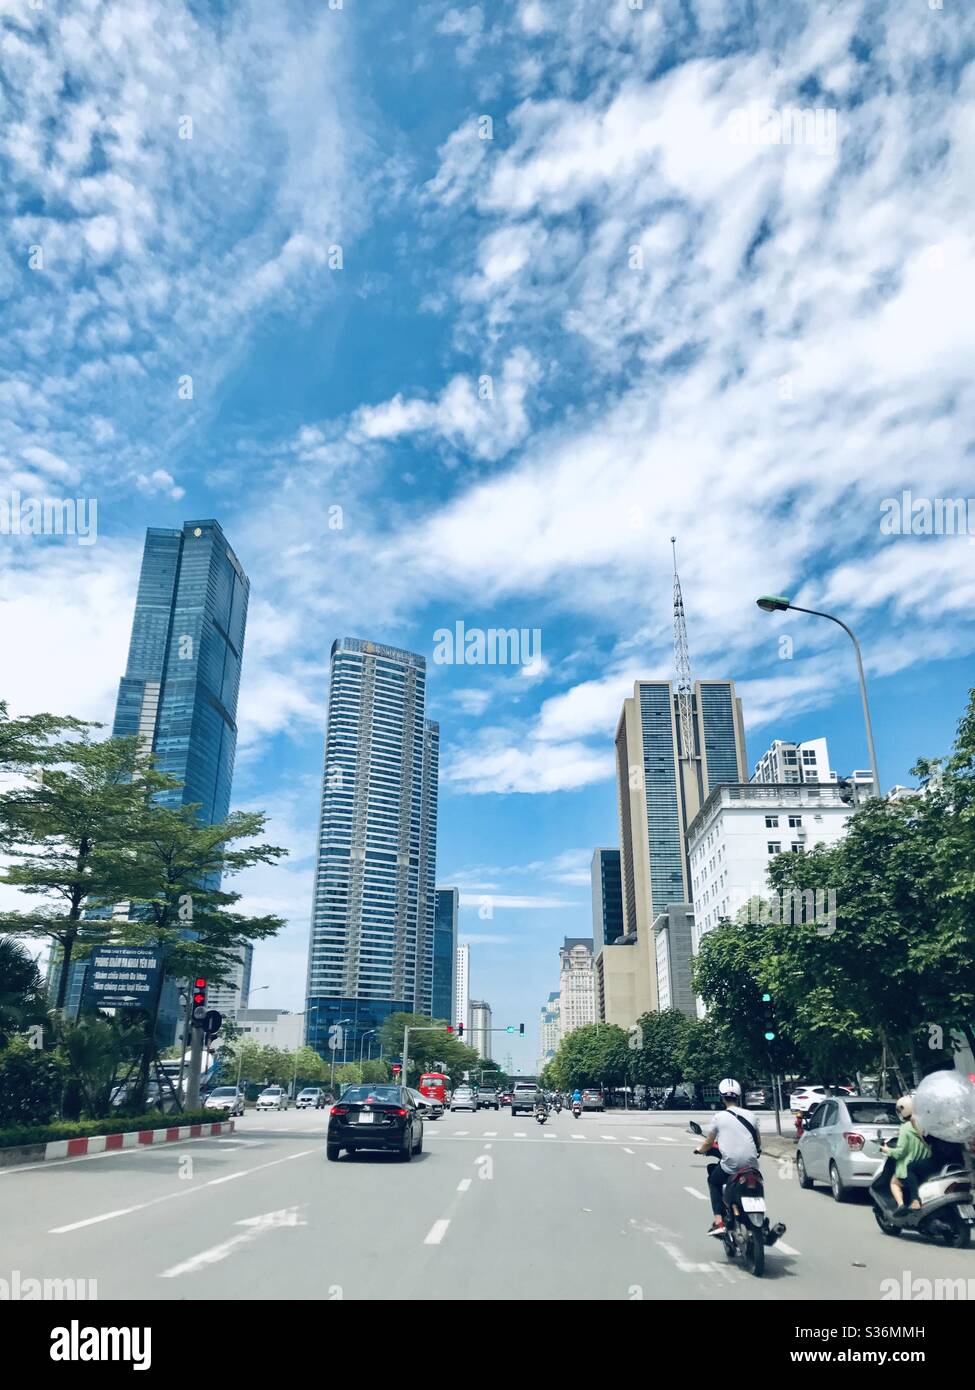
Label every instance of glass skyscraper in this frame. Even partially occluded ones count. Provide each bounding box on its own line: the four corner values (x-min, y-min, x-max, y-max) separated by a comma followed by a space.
590, 849, 624, 948
52, 520, 249, 1037
433, 888, 458, 1023
305, 638, 440, 1061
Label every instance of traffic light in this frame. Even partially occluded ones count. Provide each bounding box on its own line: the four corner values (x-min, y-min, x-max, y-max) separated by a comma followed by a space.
192, 977, 207, 1008
505, 1025, 514, 1034
760, 991, 776, 1043
456, 1022, 464, 1037
519, 1023, 525, 1035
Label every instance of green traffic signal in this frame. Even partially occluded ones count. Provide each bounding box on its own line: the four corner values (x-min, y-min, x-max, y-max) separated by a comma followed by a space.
505, 1025, 514, 1033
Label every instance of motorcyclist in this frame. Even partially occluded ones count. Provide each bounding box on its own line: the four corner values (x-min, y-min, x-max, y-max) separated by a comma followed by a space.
571, 1088, 582, 1107
694, 1079, 762, 1236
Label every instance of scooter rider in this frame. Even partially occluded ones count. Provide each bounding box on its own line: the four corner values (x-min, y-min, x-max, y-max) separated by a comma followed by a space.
694, 1079, 762, 1235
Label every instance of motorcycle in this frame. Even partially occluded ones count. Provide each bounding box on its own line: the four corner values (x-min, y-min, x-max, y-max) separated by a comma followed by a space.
868, 1132, 974, 1248
554, 1099, 562, 1114
688, 1121, 785, 1278
535, 1104, 548, 1125
571, 1101, 582, 1119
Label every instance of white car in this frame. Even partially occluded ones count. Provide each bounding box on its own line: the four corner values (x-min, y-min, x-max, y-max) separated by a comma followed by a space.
203, 1086, 245, 1117
409, 1087, 444, 1119
256, 1086, 289, 1111
789, 1084, 828, 1113
450, 1086, 477, 1112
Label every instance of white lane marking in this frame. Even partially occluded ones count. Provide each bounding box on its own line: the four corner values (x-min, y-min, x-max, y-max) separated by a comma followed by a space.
777, 1239, 801, 1255
629, 1136, 648, 1142
50, 1150, 316, 1234
646, 1162, 661, 1171
544, 1132, 557, 1139
659, 1240, 720, 1273
457, 1178, 472, 1192
514, 1132, 527, 1138
601, 1135, 616, 1141
454, 1131, 469, 1136
484, 1143, 492, 1150
658, 1135, 676, 1142
484, 1131, 497, 1137
160, 1206, 305, 1279
572, 1134, 585, 1139
424, 1220, 450, 1245
683, 1186, 707, 1200
207, 1170, 248, 1186
623, 1147, 635, 1154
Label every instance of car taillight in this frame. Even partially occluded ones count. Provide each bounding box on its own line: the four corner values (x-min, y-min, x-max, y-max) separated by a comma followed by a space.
396, 1108, 408, 1117
330, 1105, 348, 1116
844, 1132, 865, 1150
946, 1181, 972, 1195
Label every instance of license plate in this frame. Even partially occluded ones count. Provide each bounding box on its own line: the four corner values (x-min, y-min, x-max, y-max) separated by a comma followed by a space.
959, 1204, 975, 1220
358, 1112, 375, 1124
741, 1197, 766, 1213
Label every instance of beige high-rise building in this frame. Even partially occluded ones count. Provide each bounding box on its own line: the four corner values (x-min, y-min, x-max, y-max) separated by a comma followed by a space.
599, 679, 747, 1028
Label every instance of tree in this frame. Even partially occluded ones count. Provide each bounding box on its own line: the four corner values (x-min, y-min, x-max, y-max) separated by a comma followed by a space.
630, 1009, 692, 1098
377, 1012, 480, 1087
0, 936, 47, 1048
548, 1024, 629, 1092
0, 735, 161, 1010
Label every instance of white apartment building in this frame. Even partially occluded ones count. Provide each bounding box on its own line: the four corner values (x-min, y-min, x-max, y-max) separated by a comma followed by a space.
455, 943, 470, 1033
207, 944, 253, 1018
538, 991, 561, 1071
558, 937, 596, 1035
752, 736, 836, 786
235, 1008, 305, 1052
687, 783, 854, 950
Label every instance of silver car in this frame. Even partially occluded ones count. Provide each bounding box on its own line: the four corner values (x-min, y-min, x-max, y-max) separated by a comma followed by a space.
450, 1086, 477, 1112
409, 1087, 444, 1120
797, 1097, 901, 1201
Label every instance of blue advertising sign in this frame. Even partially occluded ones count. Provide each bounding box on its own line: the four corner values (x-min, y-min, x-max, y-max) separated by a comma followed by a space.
80, 946, 164, 1011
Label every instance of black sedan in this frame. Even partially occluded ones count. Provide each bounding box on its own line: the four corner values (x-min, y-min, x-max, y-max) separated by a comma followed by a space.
326, 1085, 424, 1162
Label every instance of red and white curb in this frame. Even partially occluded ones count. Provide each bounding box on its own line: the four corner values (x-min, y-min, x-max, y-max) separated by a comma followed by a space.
44, 1119, 235, 1161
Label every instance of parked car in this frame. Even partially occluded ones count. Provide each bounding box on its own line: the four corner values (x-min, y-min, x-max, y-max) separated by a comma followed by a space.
450, 1085, 478, 1112
476, 1086, 500, 1111
789, 1084, 829, 1113
581, 1089, 605, 1112
409, 1087, 444, 1120
326, 1084, 423, 1162
203, 1086, 245, 1117
745, 1086, 772, 1109
256, 1085, 289, 1111
296, 1087, 327, 1109
510, 1082, 542, 1115
797, 1097, 902, 1201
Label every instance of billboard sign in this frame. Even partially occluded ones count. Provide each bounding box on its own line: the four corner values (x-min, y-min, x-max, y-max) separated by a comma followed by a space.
80, 947, 164, 1012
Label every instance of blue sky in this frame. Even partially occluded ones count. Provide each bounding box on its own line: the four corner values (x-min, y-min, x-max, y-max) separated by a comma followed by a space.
2, 1, 975, 1070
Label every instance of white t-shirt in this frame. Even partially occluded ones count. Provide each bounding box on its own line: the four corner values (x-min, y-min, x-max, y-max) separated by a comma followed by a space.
708, 1105, 761, 1174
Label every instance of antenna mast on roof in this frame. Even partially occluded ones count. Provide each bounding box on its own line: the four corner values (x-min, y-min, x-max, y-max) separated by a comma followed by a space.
671, 536, 695, 761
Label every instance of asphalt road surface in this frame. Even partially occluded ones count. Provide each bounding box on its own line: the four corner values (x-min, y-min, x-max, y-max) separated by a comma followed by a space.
3, 1107, 971, 1301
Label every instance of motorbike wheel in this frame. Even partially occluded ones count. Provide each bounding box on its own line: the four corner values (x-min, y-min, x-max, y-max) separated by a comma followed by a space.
744, 1227, 765, 1277
872, 1204, 901, 1236
935, 1211, 972, 1250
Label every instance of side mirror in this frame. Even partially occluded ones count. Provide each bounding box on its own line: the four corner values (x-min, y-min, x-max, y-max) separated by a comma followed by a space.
688, 1120, 703, 1136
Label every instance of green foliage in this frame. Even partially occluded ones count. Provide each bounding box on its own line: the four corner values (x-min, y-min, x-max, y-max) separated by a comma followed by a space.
547, 1023, 630, 1091
0, 1039, 66, 1126
0, 1109, 220, 1151
377, 1012, 480, 1086
0, 936, 48, 1048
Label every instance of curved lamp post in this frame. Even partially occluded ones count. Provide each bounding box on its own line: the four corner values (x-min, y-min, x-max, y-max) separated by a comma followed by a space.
756, 596, 880, 797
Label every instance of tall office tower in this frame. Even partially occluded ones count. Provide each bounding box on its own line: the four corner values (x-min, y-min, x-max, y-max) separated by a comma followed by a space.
50, 519, 249, 1037
614, 678, 747, 1019
559, 937, 595, 1035
207, 943, 253, 1018
433, 888, 459, 1023
455, 942, 470, 1031
752, 737, 835, 786
591, 849, 624, 947
470, 1000, 492, 1060
538, 991, 561, 1072
304, 639, 440, 1061
651, 905, 696, 1018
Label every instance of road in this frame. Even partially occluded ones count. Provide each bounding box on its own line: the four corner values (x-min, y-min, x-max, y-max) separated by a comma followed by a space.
3, 1106, 972, 1300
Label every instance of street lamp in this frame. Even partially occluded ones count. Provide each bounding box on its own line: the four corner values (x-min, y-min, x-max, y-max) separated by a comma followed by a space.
359, 1029, 377, 1066
756, 595, 880, 797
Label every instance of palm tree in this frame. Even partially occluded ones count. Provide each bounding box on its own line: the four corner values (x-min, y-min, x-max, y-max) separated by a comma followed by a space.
0, 936, 46, 1048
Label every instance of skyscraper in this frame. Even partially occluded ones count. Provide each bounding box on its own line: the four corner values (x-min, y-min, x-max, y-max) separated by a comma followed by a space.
304, 638, 440, 1060
470, 999, 492, 1060
591, 848, 624, 947
538, 991, 561, 1072
433, 888, 459, 1023
614, 678, 747, 1018
455, 942, 470, 1032
559, 937, 595, 1035
51, 520, 250, 1036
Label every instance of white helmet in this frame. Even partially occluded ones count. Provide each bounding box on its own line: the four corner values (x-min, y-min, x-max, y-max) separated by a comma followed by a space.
718, 1078, 742, 1100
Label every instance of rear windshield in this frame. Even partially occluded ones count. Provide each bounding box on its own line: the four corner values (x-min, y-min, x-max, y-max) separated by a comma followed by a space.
210, 1088, 237, 1097
339, 1086, 403, 1104
846, 1102, 900, 1124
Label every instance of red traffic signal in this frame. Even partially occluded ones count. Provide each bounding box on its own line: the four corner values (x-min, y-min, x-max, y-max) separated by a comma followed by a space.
192, 977, 207, 1007
457, 1022, 464, 1037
